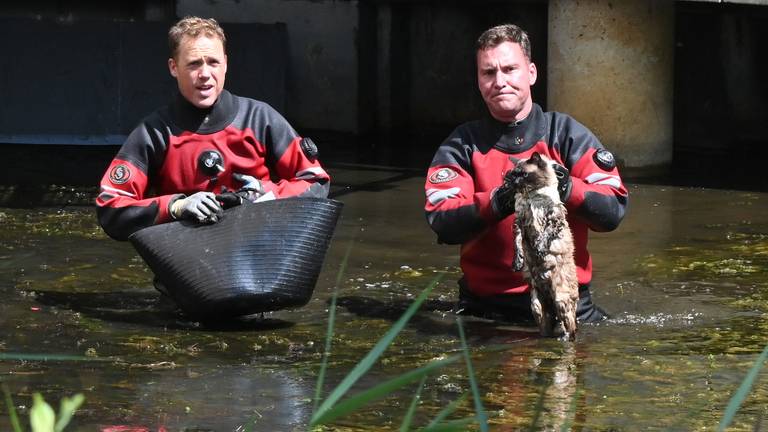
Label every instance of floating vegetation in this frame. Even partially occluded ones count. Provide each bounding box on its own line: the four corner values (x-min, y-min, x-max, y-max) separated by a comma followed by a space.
0, 209, 105, 240
637, 232, 768, 285
718, 343, 768, 431
394, 265, 424, 278
14, 261, 150, 294
311, 277, 485, 430
126, 361, 178, 370
636, 231, 768, 316
2, 184, 767, 429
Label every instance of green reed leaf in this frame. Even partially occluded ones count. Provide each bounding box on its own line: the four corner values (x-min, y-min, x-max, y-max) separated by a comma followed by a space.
313, 239, 354, 413
311, 273, 443, 425
718, 343, 768, 431
54, 393, 84, 432
312, 354, 460, 426
0, 353, 109, 362
30, 393, 55, 432
426, 393, 469, 429
400, 376, 427, 432
457, 317, 488, 432
419, 417, 478, 432
2, 384, 23, 432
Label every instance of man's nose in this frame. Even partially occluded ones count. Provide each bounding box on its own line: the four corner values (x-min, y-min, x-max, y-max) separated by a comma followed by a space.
494, 72, 506, 88
199, 63, 212, 79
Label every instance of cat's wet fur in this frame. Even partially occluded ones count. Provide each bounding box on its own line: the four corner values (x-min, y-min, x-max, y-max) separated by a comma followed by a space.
505, 152, 579, 341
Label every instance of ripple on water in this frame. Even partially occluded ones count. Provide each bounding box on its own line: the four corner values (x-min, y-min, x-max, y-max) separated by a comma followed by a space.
610, 311, 703, 327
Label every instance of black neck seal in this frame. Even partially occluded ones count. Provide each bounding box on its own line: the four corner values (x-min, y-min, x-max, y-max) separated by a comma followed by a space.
169, 89, 238, 134
482, 103, 547, 154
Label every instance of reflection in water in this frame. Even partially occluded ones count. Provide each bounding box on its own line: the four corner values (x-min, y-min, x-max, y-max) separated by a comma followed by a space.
480, 341, 581, 431
1, 172, 768, 429
131, 365, 311, 431
531, 345, 579, 431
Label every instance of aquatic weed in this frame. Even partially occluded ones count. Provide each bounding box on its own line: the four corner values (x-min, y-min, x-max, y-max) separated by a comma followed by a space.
717, 343, 768, 431
310, 241, 488, 430
2, 383, 84, 432
637, 232, 768, 282
0, 209, 104, 240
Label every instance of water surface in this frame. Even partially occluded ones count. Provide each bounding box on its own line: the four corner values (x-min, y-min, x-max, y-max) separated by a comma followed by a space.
1, 165, 767, 431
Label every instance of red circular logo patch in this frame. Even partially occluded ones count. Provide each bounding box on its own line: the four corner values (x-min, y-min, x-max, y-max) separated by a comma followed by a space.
109, 164, 131, 185
428, 167, 458, 184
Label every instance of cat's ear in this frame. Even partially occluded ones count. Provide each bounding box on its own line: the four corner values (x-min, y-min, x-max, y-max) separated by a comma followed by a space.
530, 152, 541, 162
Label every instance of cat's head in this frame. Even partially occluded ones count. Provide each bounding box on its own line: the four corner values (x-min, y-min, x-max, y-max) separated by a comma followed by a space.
506, 152, 559, 192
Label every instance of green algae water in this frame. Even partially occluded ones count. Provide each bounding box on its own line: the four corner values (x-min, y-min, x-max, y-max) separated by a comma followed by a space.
1, 166, 768, 431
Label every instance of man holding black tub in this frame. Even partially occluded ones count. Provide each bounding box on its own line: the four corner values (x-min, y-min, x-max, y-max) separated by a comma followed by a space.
96, 16, 329, 241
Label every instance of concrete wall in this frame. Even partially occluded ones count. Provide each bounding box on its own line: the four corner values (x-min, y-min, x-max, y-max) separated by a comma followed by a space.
548, 0, 675, 168
178, 0, 359, 133
408, 4, 549, 131
2, 0, 765, 178
369, 2, 547, 136
178, 0, 548, 138
0, 18, 286, 144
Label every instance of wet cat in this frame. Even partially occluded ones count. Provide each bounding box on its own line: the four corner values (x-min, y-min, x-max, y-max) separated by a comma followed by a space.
506, 152, 579, 340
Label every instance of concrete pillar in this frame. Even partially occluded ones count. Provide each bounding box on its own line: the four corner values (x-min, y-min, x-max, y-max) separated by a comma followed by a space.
547, 0, 674, 168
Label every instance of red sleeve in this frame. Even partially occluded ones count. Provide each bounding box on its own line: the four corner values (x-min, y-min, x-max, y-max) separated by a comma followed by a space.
563, 146, 628, 232
95, 158, 180, 240
424, 130, 495, 245
260, 136, 330, 199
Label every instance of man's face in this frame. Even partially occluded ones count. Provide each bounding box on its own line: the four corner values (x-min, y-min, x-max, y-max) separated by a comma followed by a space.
168, 35, 227, 109
477, 41, 537, 122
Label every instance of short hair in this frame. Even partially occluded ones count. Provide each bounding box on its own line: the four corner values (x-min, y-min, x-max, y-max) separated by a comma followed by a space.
476, 24, 532, 61
168, 16, 227, 59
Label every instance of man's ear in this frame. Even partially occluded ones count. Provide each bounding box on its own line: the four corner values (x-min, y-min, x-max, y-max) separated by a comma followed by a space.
528, 61, 538, 86
168, 57, 178, 78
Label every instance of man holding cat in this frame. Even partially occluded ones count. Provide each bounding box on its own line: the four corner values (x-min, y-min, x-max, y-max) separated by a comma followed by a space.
424, 23, 628, 323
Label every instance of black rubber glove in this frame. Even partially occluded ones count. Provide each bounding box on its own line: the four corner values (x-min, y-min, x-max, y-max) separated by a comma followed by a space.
170, 191, 223, 223
553, 164, 572, 203
215, 189, 243, 209
216, 174, 266, 209
491, 170, 517, 219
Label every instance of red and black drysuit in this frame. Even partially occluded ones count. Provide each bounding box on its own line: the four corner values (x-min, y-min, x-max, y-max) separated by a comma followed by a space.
97, 90, 330, 241
424, 103, 628, 322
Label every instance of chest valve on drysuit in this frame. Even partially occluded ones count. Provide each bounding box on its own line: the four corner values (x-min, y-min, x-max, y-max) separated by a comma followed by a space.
198, 150, 225, 178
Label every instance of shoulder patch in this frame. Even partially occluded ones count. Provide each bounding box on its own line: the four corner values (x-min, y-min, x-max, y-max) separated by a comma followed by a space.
109, 164, 132, 185
593, 149, 616, 171
429, 167, 459, 184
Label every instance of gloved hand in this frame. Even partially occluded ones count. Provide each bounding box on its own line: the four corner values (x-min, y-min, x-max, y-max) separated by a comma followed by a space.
491, 170, 517, 219
215, 173, 266, 209
233, 173, 264, 200
553, 164, 572, 202
170, 191, 223, 223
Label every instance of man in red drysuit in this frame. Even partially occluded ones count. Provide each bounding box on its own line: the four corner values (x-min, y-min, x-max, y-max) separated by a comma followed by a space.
424, 24, 628, 323
97, 16, 329, 242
